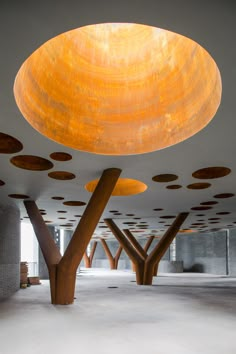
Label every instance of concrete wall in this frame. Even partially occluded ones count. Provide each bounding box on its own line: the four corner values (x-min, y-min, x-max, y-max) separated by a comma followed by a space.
176, 231, 227, 275
0, 204, 20, 300
229, 229, 236, 275
91, 238, 170, 270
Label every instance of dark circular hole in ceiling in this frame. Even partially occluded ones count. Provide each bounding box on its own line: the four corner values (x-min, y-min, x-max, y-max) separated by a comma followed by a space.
201, 201, 218, 205
0, 132, 23, 154
0, 180, 5, 186
52, 196, 65, 200
192, 166, 231, 179
191, 206, 212, 211
152, 174, 178, 183
166, 185, 182, 189
214, 193, 235, 199
63, 201, 86, 206
48, 171, 76, 180
187, 183, 211, 190
11, 155, 53, 171
50, 152, 72, 161
8, 194, 30, 199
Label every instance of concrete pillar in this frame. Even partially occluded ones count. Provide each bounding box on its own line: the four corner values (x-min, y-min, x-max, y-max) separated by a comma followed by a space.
0, 204, 20, 300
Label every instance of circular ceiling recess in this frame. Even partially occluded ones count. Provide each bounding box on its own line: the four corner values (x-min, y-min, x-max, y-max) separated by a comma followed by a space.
63, 201, 86, 206
192, 167, 231, 179
0, 132, 23, 154
14, 23, 222, 155
166, 184, 182, 189
50, 152, 72, 161
191, 206, 212, 211
85, 178, 147, 196
201, 201, 218, 205
8, 194, 30, 199
10, 155, 53, 171
152, 174, 178, 182
0, 180, 5, 186
214, 193, 235, 199
48, 171, 76, 180
187, 183, 211, 190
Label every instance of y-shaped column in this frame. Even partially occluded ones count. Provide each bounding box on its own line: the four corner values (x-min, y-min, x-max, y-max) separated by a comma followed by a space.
100, 238, 123, 269
130, 235, 155, 272
24, 168, 121, 304
104, 213, 188, 285
83, 241, 98, 268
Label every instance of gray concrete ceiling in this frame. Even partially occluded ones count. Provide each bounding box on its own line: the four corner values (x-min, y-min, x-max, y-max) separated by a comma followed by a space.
0, 0, 235, 238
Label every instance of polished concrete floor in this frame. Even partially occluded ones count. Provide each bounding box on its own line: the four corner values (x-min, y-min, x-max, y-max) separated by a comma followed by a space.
0, 269, 236, 354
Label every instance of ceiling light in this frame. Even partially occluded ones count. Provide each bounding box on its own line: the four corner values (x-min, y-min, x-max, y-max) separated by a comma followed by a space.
14, 23, 222, 155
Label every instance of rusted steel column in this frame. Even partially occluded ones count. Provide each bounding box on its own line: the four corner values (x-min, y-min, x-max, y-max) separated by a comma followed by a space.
89, 241, 98, 267
100, 239, 116, 269
24, 200, 62, 303
104, 219, 145, 284
143, 213, 188, 285
83, 241, 98, 268
123, 229, 147, 260
144, 236, 155, 253
114, 245, 123, 269
55, 168, 121, 304
83, 251, 91, 268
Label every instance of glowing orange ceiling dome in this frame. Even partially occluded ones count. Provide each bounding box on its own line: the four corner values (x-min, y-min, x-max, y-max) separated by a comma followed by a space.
14, 23, 222, 155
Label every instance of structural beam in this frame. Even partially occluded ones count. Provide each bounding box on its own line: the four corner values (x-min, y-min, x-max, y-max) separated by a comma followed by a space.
114, 245, 123, 269
100, 239, 116, 269
104, 219, 145, 284
123, 229, 147, 260
83, 241, 97, 268
144, 236, 155, 253
24, 168, 121, 305
56, 168, 121, 304
24, 200, 62, 302
105, 213, 188, 286
143, 212, 189, 284
100, 239, 123, 270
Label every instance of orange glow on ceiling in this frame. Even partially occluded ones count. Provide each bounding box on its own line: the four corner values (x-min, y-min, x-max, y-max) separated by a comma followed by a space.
179, 229, 196, 234
85, 178, 147, 196
14, 23, 222, 155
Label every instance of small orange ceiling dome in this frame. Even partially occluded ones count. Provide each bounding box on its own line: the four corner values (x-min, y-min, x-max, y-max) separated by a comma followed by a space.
85, 178, 147, 196
14, 23, 222, 155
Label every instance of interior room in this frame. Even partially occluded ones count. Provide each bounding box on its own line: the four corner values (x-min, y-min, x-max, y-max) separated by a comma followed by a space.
0, 1, 235, 353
